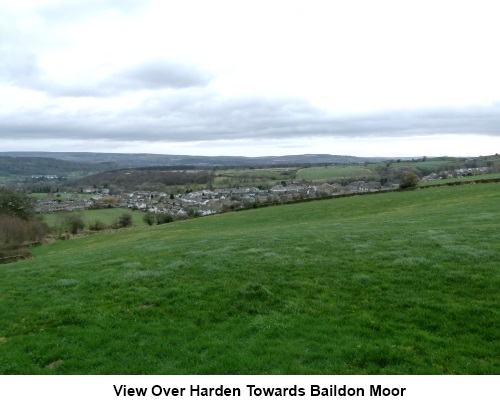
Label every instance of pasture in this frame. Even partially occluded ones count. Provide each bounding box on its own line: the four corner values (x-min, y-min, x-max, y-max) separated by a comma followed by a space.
418, 173, 500, 186
296, 166, 375, 182
42, 208, 147, 230
1, 183, 499, 374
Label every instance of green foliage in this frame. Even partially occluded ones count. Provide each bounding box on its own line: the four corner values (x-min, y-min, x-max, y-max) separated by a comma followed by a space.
88, 219, 107, 231
0, 188, 49, 262
143, 212, 156, 226
117, 213, 133, 228
156, 213, 174, 224
0, 214, 49, 248
0, 187, 36, 220
43, 208, 146, 230
1, 183, 499, 374
399, 171, 420, 189
63, 213, 85, 235
75, 169, 214, 191
187, 208, 200, 218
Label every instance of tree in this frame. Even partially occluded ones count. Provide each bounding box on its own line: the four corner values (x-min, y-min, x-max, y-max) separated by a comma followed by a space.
60, 212, 85, 235
187, 208, 200, 218
117, 213, 133, 228
143, 212, 156, 226
88, 220, 106, 231
157, 213, 174, 224
0, 188, 49, 259
399, 171, 420, 189
0, 187, 36, 220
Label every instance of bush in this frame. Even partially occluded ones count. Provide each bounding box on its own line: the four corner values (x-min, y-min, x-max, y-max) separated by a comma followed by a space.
143, 212, 156, 226
156, 213, 174, 224
399, 171, 420, 189
0, 246, 32, 263
88, 220, 107, 231
0, 214, 49, 249
117, 213, 133, 228
63, 213, 85, 235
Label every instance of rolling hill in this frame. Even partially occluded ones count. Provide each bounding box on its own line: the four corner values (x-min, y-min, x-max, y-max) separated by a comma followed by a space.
0, 152, 387, 169
0, 183, 499, 374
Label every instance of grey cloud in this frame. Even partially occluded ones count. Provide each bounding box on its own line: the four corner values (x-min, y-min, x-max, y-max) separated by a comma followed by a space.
112, 61, 212, 91
42, 61, 211, 97
1, 58, 211, 98
1, 89, 499, 143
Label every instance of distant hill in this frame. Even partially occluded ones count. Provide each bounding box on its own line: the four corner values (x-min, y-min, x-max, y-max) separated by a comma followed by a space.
0, 152, 388, 171
0, 156, 116, 177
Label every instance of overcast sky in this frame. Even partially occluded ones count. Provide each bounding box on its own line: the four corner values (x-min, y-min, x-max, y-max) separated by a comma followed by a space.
1, 0, 499, 157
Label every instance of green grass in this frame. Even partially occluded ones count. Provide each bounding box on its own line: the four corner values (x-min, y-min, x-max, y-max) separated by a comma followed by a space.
296, 166, 375, 181
42, 208, 147, 229
367, 158, 462, 173
418, 173, 500, 186
214, 168, 296, 187
30, 192, 82, 201
1, 183, 499, 374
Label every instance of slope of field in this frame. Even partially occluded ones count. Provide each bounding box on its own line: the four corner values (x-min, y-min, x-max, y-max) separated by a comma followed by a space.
367, 158, 455, 174
418, 173, 500, 186
296, 165, 375, 181
1, 183, 499, 374
42, 208, 147, 230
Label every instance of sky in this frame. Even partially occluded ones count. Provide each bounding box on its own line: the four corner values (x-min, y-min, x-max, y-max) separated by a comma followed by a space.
0, 0, 499, 157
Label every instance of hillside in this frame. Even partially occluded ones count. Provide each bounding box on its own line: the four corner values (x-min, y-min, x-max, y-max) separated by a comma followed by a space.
0, 152, 387, 168
0, 156, 115, 177
0, 183, 499, 374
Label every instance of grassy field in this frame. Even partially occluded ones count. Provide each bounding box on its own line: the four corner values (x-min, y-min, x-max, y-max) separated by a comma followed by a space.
367, 159, 455, 173
296, 166, 375, 181
214, 168, 296, 188
42, 208, 147, 230
1, 183, 499, 374
31, 192, 83, 201
418, 173, 500, 186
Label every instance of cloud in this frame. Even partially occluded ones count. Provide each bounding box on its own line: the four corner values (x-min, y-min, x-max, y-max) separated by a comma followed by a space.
1, 57, 211, 98
47, 61, 212, 97
112, 61, 212, 91
0, 87, 499, 144
36, 0, 149, 24
0, 0, 499, 158
0, 12, 41, 86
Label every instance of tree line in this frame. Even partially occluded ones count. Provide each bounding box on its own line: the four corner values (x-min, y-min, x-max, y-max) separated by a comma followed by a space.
0, 187, 49, 263
71, 169, 214, 190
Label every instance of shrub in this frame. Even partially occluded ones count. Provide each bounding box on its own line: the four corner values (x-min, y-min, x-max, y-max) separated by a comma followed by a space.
143, 212, 156, 226
117, 213, 133, 228
156, 213, 174, 224
63, 213, 86, 235
0, 214, 49, 253
88, 220, 107, 231
399, 171, 420, 189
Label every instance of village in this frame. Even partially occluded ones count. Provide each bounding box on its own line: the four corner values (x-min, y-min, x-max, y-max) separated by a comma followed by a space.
34, 181, 384, 216
33, 166, 491, 218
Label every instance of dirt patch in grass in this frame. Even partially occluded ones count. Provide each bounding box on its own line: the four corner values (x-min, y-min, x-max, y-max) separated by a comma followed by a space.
45, 359, 63, 369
